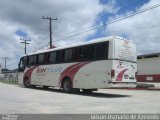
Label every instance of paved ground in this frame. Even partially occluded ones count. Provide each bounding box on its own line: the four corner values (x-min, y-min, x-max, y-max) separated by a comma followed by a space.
0, 82, 160, 114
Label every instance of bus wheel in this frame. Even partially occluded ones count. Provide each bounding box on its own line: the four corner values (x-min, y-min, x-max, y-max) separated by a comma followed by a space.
62, 79, 73, 93
24, 78, 30, 88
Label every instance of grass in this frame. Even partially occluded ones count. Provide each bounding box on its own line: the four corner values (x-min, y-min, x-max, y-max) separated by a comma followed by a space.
0, 79, 18, 85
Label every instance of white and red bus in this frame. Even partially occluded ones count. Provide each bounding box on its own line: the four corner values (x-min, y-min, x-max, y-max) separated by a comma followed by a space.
137, 53, 160, 88
18, 36, 137, 92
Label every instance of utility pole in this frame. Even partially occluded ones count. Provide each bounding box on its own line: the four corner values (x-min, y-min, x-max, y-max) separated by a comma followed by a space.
20, 38, 31, 54
42, 16, 57, 48
2, 57, 9, 69
2, 57, 9, 78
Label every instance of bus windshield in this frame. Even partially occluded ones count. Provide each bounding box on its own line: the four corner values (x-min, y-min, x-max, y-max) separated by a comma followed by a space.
18, 57, 27, 72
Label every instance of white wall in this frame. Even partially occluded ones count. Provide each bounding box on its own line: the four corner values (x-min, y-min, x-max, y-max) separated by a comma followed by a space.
138, 57, 160, 75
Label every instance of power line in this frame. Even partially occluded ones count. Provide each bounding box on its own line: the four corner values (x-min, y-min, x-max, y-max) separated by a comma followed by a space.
9, 27, 160, 69
54, 24, 160, 43
7, 61, 18, 67
54, 0, 143, 36
53, 3, 160, 42
107, 24, 160, 33
42, 16, 58, 48
1, 57, 9, 78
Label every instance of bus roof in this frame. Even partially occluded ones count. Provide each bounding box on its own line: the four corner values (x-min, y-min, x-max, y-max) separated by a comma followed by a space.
25, 36, 133, 56
137, 52, 160, 59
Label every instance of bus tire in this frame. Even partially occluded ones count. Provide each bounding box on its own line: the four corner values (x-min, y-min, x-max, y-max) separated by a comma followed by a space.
24, 77, 31, 88
62, 78, 73, 93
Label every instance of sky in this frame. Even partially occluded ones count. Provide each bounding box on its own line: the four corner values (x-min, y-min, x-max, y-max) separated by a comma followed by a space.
0, 0, 160, 69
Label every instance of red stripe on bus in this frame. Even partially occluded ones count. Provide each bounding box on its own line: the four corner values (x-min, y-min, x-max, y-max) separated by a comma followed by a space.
60, 63, 81, 79
23, 66, 38, 81
59, 62, 90, 86
116, 69, 128, 81
136, 74, 160, 82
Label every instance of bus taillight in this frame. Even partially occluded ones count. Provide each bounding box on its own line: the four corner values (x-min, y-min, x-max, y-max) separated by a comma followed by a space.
111, 69, 115, 78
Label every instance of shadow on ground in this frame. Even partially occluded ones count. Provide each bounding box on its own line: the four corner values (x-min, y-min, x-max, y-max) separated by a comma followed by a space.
20, 86, 131, 98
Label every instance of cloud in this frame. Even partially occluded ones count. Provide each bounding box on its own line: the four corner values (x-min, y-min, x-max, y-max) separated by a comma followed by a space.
105, 0, 160, 55
0, 0, 114, 69
1, 0, 157, 69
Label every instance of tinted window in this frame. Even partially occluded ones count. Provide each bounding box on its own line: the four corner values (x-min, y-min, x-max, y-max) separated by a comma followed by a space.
49, 52, 56, 63
78, 45, 95, 60
38, 54, 44, 64
95, 42, 108, 59
84, 45, 95, 59
72, 48, 77, 61
23, 56, 27, 66
29, 56, 34, 65
33, 55, 37, 64
65, 49, 72, 62
56, 50, 65, 63
26, 41, 109, 65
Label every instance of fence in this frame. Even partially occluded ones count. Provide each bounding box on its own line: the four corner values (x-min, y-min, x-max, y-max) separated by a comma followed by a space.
0, 72, 18, 84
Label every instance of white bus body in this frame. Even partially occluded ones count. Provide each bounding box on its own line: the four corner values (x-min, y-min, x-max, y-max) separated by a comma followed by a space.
18, 36, 137, 92
137, 53, 160, 88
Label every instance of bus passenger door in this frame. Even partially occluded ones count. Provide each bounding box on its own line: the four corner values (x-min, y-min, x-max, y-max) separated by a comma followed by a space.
18, 58, 25, 85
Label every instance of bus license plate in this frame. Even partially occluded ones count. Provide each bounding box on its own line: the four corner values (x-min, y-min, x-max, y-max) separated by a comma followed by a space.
124, 75, 129, 79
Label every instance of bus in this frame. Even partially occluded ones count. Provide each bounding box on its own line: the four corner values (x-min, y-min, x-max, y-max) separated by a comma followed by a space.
18, 36, 137, 92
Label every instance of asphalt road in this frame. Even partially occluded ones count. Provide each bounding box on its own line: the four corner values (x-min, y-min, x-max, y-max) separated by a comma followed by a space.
0, 82, 160, 114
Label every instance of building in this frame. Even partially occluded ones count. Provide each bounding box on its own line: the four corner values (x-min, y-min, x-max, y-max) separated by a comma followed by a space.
0, 64, 4, 78
137, 52, 160, 88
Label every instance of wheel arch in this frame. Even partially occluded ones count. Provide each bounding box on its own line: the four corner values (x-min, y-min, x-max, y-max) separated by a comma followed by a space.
23, 76, 29, 84
61, 76, 72, 88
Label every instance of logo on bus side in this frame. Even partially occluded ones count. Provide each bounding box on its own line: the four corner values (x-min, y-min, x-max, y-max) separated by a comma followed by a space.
36, 66, 63, 73
123, 40, 131, 50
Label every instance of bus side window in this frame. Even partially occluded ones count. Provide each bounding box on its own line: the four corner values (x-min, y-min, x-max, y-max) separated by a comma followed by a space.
33, 55, 37, 65
72, 48, 77, 61
49, 52, 56, 63
44, 53, 49, 64
78, 45, 95, 61
56, 50, 65, 63
65, 49, 72, 62
84, 45, 95, 60
23, 56, 27, 66
29, 56, 34, 66
38, 54, 45, 64
78, 46, 85, 61
95, 42, 109, 60
27, 56, 29, 66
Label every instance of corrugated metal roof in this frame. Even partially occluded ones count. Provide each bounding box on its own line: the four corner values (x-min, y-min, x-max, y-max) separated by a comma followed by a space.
137, 52, 160, 59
